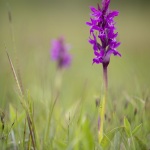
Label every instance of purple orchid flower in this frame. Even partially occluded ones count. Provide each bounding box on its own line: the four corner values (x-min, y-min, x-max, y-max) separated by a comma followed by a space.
86, 0, 121, 67
50, 37, 71, 69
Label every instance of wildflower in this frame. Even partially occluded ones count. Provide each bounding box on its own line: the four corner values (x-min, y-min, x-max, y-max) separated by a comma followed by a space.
86, 0, 121, 67
50, 37, 71, 69
86, 0, 121, 143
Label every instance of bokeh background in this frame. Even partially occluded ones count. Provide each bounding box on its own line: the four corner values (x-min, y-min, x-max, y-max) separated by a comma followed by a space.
0, 0, 150, 109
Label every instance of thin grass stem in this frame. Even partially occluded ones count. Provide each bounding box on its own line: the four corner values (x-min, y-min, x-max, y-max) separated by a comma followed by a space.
45, 93, 59, 139
23, 119, 27, 150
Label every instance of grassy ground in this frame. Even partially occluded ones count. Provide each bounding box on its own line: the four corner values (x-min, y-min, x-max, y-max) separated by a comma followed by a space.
0, 1, 150, 149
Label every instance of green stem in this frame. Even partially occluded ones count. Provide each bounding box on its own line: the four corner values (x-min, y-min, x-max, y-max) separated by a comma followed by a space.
99, 65, 108, 143
98, 93, 106, 142
45, 69, 62, 139
103, 65, 108, 92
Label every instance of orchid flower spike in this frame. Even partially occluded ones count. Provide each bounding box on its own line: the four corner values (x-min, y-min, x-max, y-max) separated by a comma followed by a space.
86, 0, 121, 67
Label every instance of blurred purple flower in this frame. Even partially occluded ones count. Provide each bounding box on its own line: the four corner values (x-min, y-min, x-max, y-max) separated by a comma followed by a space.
86, 0, 121, 67
50, 37, 71, 69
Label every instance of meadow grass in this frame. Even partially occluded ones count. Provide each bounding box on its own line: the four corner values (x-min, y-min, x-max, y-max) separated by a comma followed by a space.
0, 1, 150, 150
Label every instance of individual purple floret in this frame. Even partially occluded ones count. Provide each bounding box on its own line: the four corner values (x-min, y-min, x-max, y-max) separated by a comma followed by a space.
50, 37, 71, 69
86, 0, 121, 67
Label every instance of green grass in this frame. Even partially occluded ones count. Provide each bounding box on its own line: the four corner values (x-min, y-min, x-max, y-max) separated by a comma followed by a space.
0, 1, 150, 150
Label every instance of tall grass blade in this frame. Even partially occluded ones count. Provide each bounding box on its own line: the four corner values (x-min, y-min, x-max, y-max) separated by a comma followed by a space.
7, 3, 24, 95
6, 51, 36, 150
6, 51, 23, 96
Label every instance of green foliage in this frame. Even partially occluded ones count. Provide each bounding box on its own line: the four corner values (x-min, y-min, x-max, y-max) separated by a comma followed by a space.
9, 104, 26, 127
124, 117, 132, 138
132, 124, 142, 136
113, 131, 121, 150
134, 136, 148, 150
100, 126, 123, 149
0, 56, 149, 149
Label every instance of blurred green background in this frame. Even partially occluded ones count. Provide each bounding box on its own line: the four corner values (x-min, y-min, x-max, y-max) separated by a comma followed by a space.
0, 0, 150, 109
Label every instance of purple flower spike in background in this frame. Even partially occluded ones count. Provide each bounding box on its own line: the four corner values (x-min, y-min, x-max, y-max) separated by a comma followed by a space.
50, 37, 71, 69
86, 0, 121, 67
